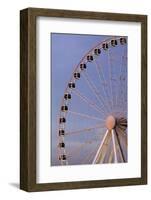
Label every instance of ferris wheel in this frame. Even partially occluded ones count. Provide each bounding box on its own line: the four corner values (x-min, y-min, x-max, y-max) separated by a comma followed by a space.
57, 36, 127, 165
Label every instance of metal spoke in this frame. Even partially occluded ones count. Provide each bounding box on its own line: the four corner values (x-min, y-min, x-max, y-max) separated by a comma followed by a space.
82, 71, 110, 113
108, 149, 114, 163
66, 124, 105, 135
72, 89, 107, 116
116, 47, 127, 108
94, 60, 112, 112
92, 129, 109, 164
107, 50, 114, 112
66, 138, 100, 161
108, 50, 119, 111
111, 129, 118, 163
68, 110, 105, 121
113, 129, 125, 162
113, 111, 127, 119
115, 126, 127, 148
81, 143, 100, 164
99, 133, 112, 163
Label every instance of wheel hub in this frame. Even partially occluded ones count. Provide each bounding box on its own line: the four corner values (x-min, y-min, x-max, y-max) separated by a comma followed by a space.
105, 115, 116, 130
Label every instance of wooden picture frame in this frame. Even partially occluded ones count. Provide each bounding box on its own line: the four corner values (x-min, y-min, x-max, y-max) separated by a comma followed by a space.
20, 7, 147, 192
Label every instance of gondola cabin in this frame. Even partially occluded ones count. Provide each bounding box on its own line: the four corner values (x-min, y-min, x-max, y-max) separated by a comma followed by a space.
102, 43, 109, 50
68, 82, 75, 89
61, 105, 68, 112
59, 129, 65, 136
111, 39, 118, 47
87, 55, 93, 62
120, 37, 127, 45
64, 93, 71, 100
74, 72, 80, 79
58, 142, 65, 148
94, 48, 101, 55
80, 63, 86, 70
59, 154, 66, 161
59, 117, 66, 123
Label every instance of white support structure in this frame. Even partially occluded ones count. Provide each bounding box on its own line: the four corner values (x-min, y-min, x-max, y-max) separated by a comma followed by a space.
113, 129, 125, 162
92, 128, 126, 164
99, 133, 111, 163
108, 149, 114, 163
92, 130, 109, 164
111, 129, 118, 163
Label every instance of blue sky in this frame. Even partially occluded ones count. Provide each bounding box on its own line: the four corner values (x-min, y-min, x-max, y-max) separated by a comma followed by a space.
51, 33, 127, 165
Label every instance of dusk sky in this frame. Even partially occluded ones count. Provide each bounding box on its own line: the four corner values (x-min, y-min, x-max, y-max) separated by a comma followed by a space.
51, 33, 127, 166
